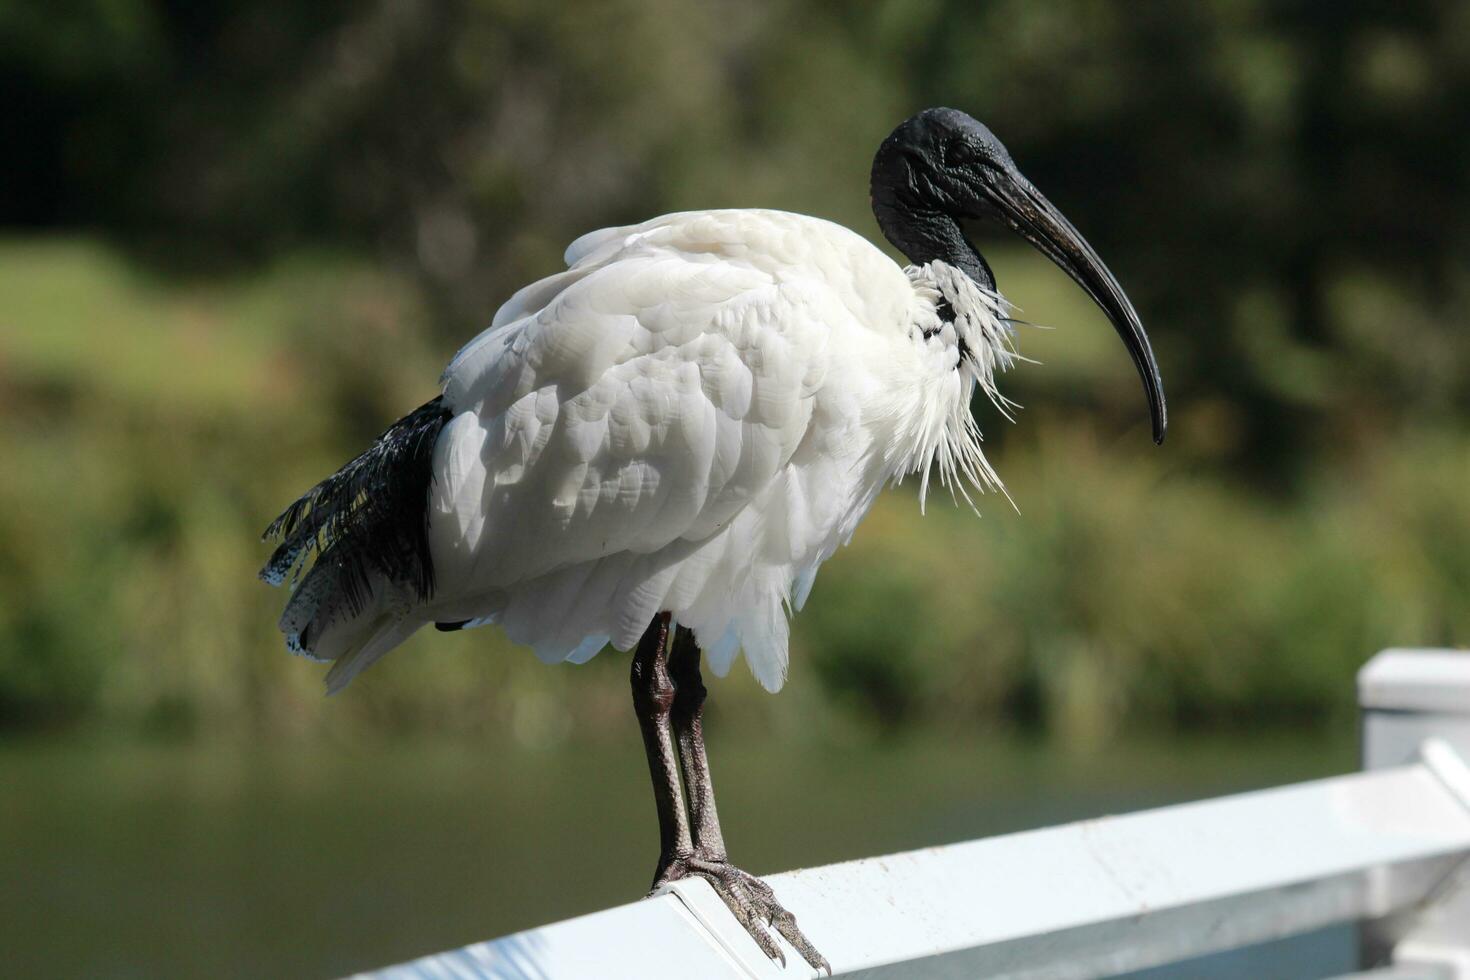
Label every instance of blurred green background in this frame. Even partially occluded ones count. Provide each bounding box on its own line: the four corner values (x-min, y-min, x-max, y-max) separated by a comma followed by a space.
2, 1, 1467, 977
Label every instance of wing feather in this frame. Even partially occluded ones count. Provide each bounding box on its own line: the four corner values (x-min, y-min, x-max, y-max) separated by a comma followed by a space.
427, 210, 905, 689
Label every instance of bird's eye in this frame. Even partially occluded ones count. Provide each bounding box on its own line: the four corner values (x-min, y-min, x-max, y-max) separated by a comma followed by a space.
943, 138, 976, 167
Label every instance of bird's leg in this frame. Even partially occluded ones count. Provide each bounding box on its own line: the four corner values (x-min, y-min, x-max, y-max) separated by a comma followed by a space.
668, 626, 727, 861
661, 625, 831, 975
630, 612, 692, 885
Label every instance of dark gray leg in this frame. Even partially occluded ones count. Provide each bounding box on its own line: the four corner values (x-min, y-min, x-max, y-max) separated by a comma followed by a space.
662, 625, 831, 974
668, 626, 727, 859
631, 612, 692, 885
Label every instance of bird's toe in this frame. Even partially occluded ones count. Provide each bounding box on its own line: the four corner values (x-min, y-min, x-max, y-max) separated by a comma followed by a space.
657, 855, 828, 974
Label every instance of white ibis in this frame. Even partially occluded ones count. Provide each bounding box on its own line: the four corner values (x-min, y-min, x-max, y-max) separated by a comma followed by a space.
261, 107, 1165, 970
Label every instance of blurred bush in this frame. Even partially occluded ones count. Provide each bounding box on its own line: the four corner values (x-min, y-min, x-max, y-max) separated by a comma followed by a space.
9, 1, 1470, 472
3, 1, 1469, 743
2, 238, 1466, 743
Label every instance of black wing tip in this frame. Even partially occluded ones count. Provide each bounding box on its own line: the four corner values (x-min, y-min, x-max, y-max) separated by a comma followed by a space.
257, 395, 453, 612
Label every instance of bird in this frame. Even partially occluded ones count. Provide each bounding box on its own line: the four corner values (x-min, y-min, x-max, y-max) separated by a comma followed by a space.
260, 106, 1165, 971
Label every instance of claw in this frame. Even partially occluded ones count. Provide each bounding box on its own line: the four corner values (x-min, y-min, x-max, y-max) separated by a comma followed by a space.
656, 855, 826, 973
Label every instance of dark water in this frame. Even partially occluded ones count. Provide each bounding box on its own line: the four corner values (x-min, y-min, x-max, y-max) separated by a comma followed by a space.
0, 731, 1357, 979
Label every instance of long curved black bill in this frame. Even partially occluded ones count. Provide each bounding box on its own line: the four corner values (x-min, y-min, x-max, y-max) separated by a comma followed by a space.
987, 173, 1167, 444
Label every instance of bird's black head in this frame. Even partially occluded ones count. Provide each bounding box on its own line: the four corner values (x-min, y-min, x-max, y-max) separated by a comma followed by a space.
871, 107, 1167, 445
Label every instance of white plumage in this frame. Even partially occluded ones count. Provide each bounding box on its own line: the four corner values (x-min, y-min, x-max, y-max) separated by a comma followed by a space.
309, 208, 1016, 693
265, 109, 1164, 970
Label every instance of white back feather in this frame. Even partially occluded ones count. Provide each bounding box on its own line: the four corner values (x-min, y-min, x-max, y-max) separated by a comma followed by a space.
361, 211, 1018, 691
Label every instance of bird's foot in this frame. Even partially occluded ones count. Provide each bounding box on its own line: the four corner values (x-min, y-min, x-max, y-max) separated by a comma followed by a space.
653, 853, 831, 974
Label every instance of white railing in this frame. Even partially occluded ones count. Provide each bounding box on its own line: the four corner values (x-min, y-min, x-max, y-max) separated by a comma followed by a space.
354, 649, 1470, 980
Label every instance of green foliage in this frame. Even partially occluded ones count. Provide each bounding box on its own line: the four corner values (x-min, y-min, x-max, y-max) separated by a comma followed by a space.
11, 2, 1470, 472
5, 4, 1470, 743
2, 239, 1464, 742
794, 425, 1470, 743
